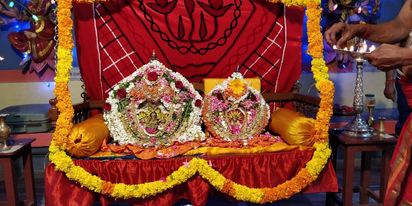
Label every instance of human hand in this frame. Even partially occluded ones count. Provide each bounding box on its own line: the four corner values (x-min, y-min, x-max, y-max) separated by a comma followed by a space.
325, 22, 364, 48
383, 80, 396, 102
364, 44, 404, 69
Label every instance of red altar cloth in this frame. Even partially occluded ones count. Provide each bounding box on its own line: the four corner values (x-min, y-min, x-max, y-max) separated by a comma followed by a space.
45, 149, 338, 206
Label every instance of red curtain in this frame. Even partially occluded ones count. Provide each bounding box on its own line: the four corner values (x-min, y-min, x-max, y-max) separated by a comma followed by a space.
73, 0, 304, 100
45, 149, 338, 206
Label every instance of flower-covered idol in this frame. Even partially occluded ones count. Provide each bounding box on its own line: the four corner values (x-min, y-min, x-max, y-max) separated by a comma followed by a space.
202, 73, 270, 141
104, 57, 205, 147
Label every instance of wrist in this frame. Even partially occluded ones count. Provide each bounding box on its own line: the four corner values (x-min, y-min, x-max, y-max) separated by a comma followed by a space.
401, 48, 412, 66
385, 79, 396, 84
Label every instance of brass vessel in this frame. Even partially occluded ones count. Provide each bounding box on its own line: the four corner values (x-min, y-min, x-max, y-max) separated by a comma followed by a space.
0, 114, 11, 151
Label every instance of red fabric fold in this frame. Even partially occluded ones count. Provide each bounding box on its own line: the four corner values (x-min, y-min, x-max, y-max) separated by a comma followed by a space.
45, 165, 95, 206
73, 1, 304, 100
384, 115, 412, 205
45, 149, 338, 206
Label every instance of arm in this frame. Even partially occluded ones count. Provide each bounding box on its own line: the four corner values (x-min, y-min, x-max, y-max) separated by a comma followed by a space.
384, 70, 396, 101
325, 0, 412, 47
365, 44, 412, 70
362, 0, 412, 44
386, 70, 396, 82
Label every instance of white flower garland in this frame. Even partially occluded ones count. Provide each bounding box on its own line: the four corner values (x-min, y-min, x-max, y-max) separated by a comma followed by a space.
103, 59, 205, 147
202, 72, 270, 141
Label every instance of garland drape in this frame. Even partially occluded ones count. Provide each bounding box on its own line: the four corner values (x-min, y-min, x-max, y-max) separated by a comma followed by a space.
49, 0, 334, 203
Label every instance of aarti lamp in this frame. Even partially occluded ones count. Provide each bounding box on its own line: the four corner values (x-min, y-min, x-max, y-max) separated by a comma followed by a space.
333, 39, 376, 138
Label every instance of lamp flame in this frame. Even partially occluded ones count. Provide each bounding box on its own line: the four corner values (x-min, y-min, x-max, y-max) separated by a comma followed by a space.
362, 44, 368, 53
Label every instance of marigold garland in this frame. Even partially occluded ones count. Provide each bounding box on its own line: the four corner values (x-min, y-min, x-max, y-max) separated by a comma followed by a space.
49, 0, 335, 203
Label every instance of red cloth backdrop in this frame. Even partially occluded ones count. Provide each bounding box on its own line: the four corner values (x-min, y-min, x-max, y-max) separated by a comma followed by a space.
73, 0, 304, 100
45, 149, 338, 206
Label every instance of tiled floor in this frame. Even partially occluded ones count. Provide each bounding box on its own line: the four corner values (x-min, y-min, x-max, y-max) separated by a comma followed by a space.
0, 153, 385, 206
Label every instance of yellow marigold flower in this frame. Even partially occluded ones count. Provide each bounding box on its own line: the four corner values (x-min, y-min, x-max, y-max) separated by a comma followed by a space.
228, 79, 247, 96
306, 142, 331, 177
233, 184, 264, 203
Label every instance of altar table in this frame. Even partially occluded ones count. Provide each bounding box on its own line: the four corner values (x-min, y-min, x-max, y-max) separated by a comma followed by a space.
45, 149, 338, 206
328, 129, 396, 206
0, 138, 36, 206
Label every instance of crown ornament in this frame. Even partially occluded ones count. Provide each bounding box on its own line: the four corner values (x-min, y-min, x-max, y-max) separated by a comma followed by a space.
202, 73, 270, 141
103, 58, 204, 148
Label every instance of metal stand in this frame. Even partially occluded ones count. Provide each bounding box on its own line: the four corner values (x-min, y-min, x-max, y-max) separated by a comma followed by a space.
342, 59, 373, 138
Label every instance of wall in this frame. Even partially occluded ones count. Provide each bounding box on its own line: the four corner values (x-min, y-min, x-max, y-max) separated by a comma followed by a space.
0, 13, 80, 109
377, 0, 404, 23
300, 71, 396, 109
0, 81, 84, 109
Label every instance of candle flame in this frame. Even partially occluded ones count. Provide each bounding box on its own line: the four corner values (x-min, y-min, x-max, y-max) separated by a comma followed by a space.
357, 7, 362, 14
349, 45, 354, 52
333, 45, 337, 50
0, 55, 4, 61
369, 45, 376, 52
333, 4, 338, 11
